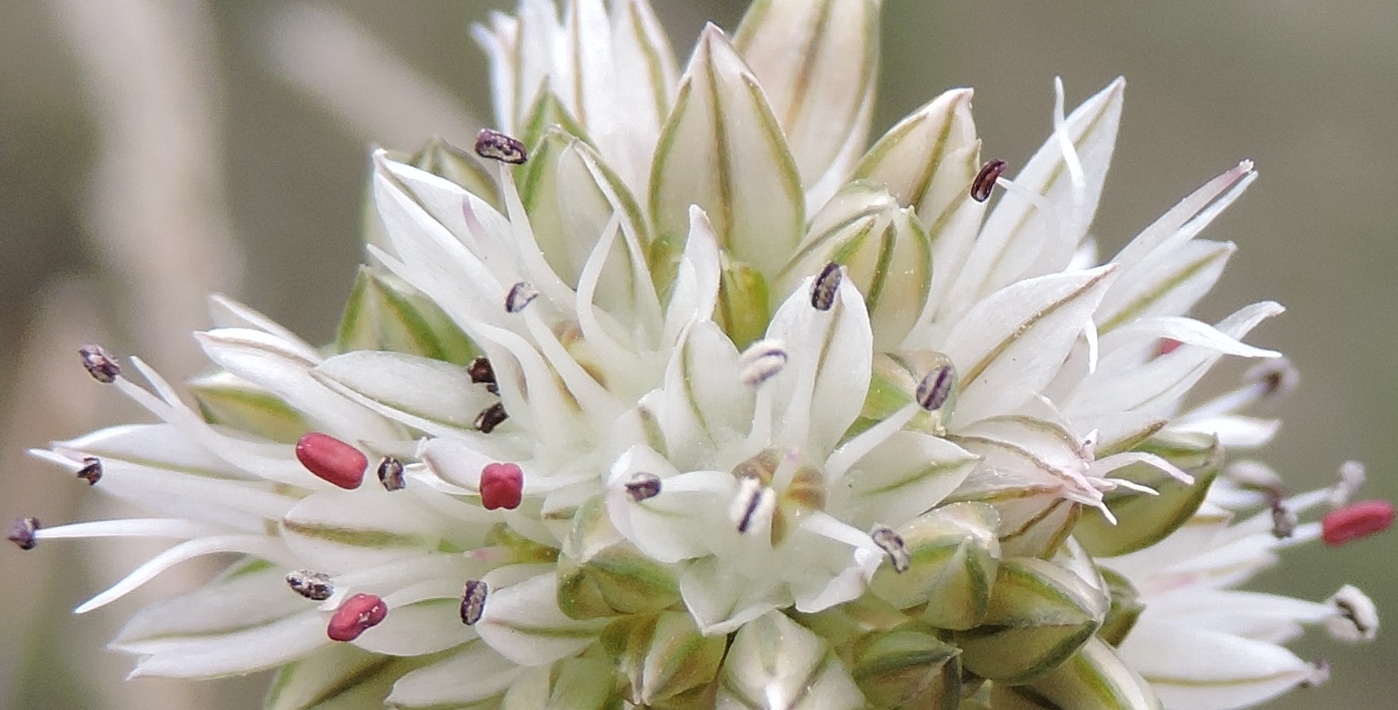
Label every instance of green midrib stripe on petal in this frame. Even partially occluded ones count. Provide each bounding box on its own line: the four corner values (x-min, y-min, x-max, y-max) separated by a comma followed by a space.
281, 519, 430, 549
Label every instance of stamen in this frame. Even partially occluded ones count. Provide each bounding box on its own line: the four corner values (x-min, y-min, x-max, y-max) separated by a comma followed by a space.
79, 344, 121, 383
915, 364, 956, 411
474, 402, 509, 433
1299, 659, 1331, 689
869, 524, 910, 573
738, 340, 788, 387
467, 357, 499, 395
505, 281, 539, 313
624, 472, 661, 502
1329, 461, 1366, 508
810, 262, 842, 311
731, 476, 773, 534
970, 159, 1007, 202
460, 579, 488, 625
76, 456, 103, 486
1321, 500, 1394, 546
295, 432, 368, 489
1156, 338, 1182, 356
1270, 498, 1297, 539
7, 517, 39, 550
326, 593, 388, 642
1244, 357, 1299, 401
480, 462, 524, 510
377, 456, 406, 491
474, 128, 528, 164
1325, 584, 1378, 642
285, 569, 334, 601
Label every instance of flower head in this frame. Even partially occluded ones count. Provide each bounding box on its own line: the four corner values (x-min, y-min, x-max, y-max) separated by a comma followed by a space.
12, 1, 1388, 708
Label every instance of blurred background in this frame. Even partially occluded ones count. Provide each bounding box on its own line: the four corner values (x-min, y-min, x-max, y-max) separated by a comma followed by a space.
1, 1, 1393, 708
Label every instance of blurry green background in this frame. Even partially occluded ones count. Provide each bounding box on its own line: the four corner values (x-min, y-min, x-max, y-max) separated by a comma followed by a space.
1, 1, 1393, 708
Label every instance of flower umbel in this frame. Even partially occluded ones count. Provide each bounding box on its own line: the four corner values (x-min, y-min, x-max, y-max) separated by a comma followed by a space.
13, 1, 1390, 708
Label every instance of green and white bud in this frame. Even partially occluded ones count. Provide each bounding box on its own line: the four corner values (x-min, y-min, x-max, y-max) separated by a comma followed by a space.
1075, 431, 1221, 558
733, 0, 880, 201
850, 88, 980, 225
521, 128, 657, 324
500, 656, 620, 710
335, 265, 478, 364
777, 182, 932, 350
868, 501, 1000, 630
399, 136, 499, 207
989, 637, 1163, 710
955, 557, 1109, 683
604, 612, 724, 709
849, 627, 961, 709
556, 497, 681, 619
717, 611, 864, 710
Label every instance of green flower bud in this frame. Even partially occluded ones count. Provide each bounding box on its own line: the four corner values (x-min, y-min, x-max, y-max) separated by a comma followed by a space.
556, 497, 680, 619
603, 612, 724, 710
1075, 431, 1222, 558
955, 557, 1108, 684
869, 502, 1001, 630
501, 656, 620, 710
1097, 567, 1146, 647
850, 627, 961, 709
335, 265, 478, 364
189, 370, 308, 444
717, 255, 771, 349
988, 637, 1162, 709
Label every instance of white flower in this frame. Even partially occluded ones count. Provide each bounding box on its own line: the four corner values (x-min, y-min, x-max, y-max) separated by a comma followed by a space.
11, 1, 1388, 708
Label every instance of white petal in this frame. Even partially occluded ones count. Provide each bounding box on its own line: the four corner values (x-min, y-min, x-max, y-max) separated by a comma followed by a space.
387, 640, 525, 708
475, 571, 607, 666
127, 611, 327, 679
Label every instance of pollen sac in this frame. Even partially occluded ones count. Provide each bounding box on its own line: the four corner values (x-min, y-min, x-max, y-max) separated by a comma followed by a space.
467, 356, 499, 394
7, 517, 39, 550
1321, 500, 1395, 546
460, 579, 488, 625
810, 262, 842, 311
294, 432, 368, 489
286, 569, 334, 601
1270, 498, 1297, 539
869, 524, 910, 573
859, 351, 959, 435
916, 364, 957, 412
474, 402, 509, 433
1324, 584, 1379, 642
971, 158, 1007, 202
78, 344, 120, 383
326, 593, 388, 642
623, 472, 662, 502
376, 456, 406, 491
76, 456, 103, 486
474, 128, 528, 164
737, 340, 788, 387
505, 281, 539, 313
480, 462, 524, 510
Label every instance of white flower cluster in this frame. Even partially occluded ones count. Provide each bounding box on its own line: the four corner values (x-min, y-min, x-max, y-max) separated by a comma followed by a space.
13, 1, 1388, 708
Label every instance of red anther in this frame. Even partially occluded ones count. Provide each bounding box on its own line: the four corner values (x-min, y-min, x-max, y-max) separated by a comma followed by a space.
295, 433, 367, 489
326, 593, 388, 642
1157, 338, 1182, 356
1321, 500, 1395, 546
480, 462, 524, 510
